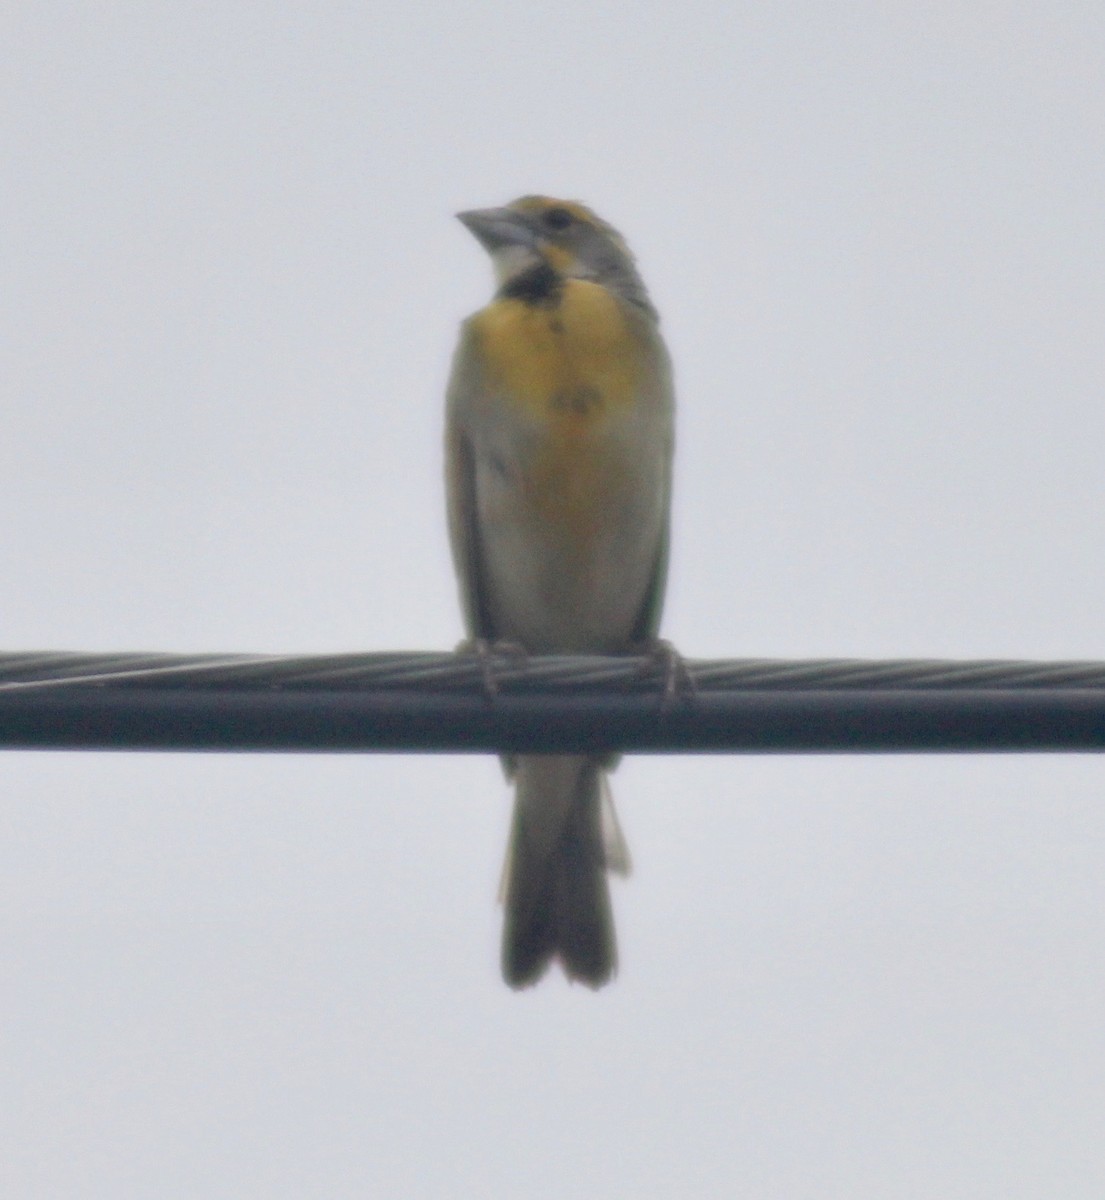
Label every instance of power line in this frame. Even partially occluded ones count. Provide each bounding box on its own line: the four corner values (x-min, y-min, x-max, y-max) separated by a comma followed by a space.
1, 650, 1104, 753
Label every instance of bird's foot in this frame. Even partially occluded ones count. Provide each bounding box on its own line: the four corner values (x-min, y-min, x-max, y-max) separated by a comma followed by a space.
634, 638, 695, 711
456, 638, 529, 700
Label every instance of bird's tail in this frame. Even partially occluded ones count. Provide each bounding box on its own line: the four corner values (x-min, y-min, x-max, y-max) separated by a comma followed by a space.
500, 755, 630, 989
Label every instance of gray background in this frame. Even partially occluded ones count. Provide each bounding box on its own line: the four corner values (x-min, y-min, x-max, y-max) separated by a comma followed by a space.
4, 3, 1105, 1195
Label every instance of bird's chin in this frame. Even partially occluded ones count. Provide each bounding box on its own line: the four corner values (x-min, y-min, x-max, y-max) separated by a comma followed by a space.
491, 243, 544, 287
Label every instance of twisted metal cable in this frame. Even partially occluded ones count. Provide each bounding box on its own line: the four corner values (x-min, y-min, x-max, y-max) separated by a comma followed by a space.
4, 650, 1105, 692
1, 649, 1105, 754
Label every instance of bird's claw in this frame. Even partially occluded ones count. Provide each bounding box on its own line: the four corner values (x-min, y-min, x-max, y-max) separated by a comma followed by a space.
635, 638, 695, 711
456, 638, 529, 700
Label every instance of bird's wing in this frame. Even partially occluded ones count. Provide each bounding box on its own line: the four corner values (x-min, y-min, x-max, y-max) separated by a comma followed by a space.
630, 347, 676, 644
630, 507, 670, 644
444, 323, 495, 641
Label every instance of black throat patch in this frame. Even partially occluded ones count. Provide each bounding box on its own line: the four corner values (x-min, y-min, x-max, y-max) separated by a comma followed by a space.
499, 261, 561, 306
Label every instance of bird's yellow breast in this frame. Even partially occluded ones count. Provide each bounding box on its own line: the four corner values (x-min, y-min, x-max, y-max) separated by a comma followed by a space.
470, 280, 642, 545
471, 280, 640, 427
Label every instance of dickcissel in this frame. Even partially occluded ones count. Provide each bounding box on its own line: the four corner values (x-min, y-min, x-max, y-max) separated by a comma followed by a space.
445, 196, 674, 987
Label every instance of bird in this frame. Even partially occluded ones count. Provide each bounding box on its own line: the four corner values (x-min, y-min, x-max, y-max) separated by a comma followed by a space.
445, 196, 675, 988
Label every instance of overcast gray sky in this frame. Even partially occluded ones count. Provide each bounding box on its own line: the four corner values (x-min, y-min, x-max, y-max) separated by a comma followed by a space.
4, 3, 1105, 1196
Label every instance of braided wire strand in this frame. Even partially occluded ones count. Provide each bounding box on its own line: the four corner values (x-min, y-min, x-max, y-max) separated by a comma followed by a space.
2, 650, 1105, 692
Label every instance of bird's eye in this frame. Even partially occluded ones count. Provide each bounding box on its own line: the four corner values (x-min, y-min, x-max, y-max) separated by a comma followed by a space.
542, 207, 574, 231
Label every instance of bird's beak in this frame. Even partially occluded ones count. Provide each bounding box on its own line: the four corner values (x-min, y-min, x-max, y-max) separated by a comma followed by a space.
456, 207, 536, 253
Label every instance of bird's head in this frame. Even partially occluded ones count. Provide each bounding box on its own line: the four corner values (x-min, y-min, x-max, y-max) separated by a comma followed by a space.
457, 196, 655, 318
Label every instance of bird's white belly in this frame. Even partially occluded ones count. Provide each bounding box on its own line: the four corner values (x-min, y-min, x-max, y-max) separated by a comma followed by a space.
474, 417, 665, 653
